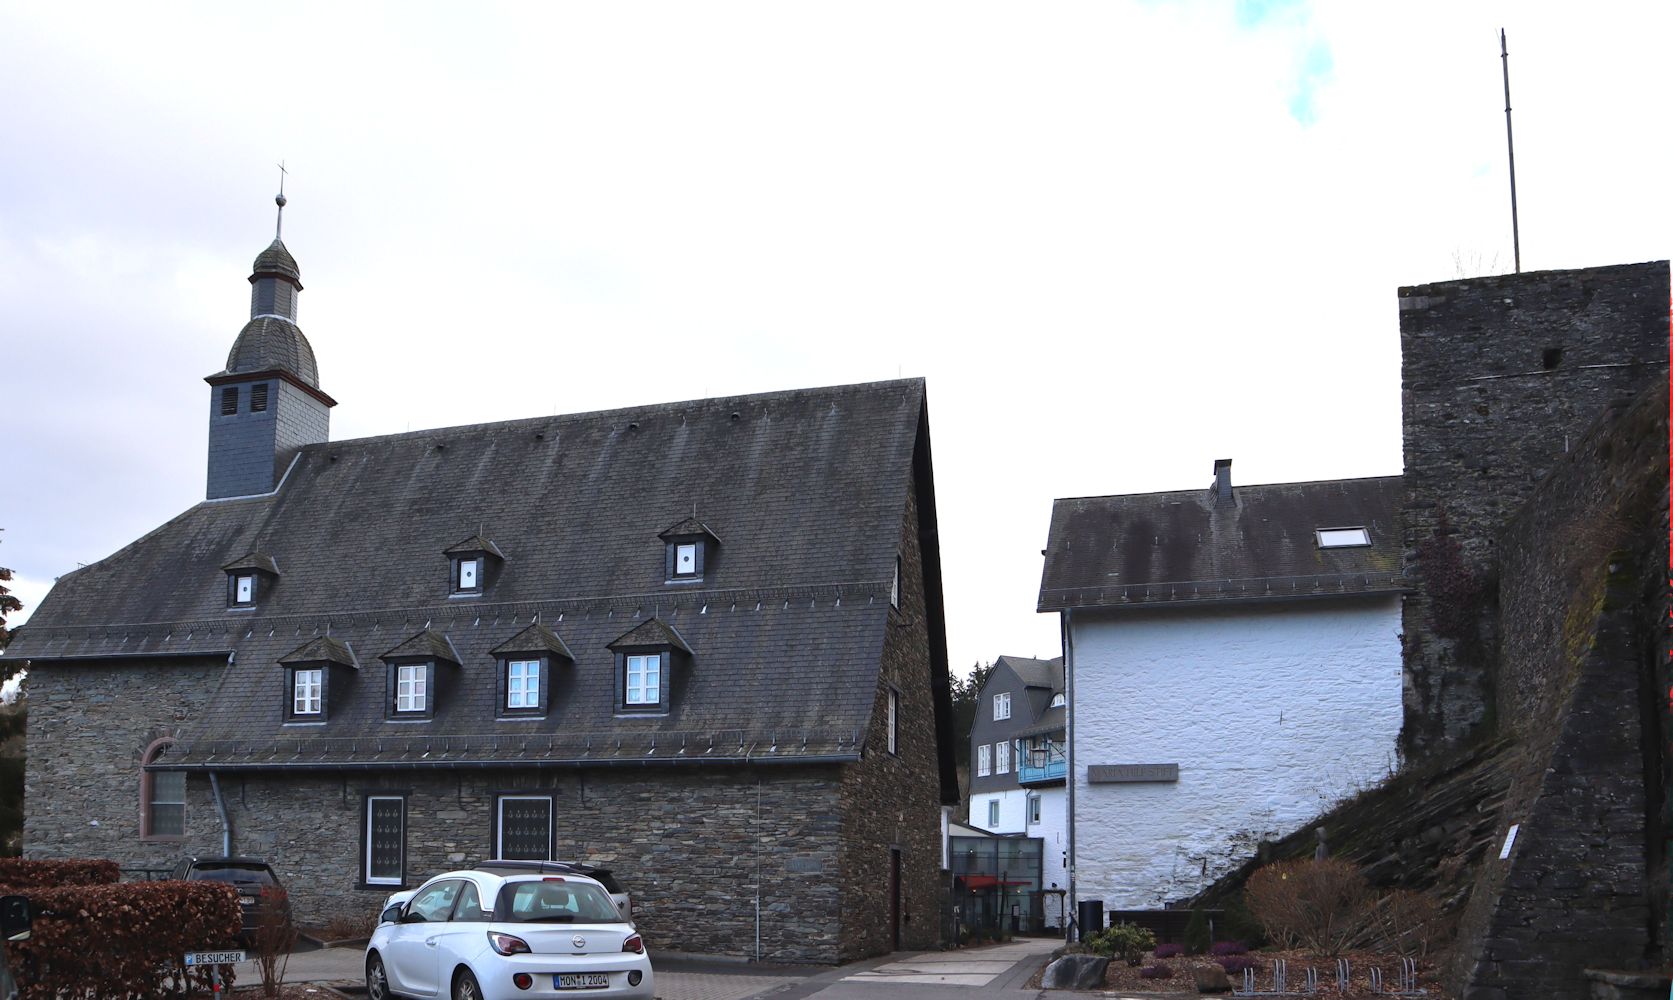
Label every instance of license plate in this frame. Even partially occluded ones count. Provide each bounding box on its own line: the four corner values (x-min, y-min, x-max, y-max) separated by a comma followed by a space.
556, 974, 610, 989
239, 895, 256, 905
184, 950, 247, 966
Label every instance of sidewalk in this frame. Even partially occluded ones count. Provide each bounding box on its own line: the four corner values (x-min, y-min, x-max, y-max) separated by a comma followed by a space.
229, 935, 1060, 1000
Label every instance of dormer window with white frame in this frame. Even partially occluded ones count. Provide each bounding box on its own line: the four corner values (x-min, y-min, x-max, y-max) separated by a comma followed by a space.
444, 533, 504, 597
1316, 526, 1372, 549
292, 668, 322, 715
379, 629, 461, 722
993, 691, 1011, 721
278, 636, 358, 724
659, 517, 720, 584
490, 623, 573, 720
222, 552, 278, 610
608, 617, 693, 715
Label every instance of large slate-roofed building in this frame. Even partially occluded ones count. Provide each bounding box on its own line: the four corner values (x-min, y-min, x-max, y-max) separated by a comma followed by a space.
1038, 460, 1403, 908
9, 223, 958, 963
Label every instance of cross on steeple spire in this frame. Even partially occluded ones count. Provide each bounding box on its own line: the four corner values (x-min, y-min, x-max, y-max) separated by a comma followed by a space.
275, 160, 289, 240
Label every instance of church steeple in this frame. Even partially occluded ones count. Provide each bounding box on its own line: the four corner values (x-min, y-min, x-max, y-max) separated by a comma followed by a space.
203, 188, 335, 500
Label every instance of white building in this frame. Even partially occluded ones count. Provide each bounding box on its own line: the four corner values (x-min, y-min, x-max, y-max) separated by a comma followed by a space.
967, 655, 1069, 923
1037, 460, 1403, 910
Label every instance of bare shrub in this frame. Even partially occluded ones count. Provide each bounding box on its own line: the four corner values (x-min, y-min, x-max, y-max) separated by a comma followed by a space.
1374, 889, 1442, 958
321, 904, 380, 942
1243, 859, 1371, 957
251, 884, 298, 997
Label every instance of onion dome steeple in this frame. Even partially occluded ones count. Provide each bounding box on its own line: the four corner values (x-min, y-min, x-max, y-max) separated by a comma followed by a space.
203, 182, 336, 500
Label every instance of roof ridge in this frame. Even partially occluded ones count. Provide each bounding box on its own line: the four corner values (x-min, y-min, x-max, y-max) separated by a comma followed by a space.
1053, 473, 1402, 505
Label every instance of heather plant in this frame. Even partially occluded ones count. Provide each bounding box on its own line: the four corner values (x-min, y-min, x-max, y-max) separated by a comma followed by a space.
1154, 943, 1184, 959
1211, 940, 1249, 956
1218, 955, 1258, 974
1138, 965, 1175, 980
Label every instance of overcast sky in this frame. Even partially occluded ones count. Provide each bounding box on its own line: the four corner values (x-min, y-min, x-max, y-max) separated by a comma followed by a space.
1, 1, 1667, 677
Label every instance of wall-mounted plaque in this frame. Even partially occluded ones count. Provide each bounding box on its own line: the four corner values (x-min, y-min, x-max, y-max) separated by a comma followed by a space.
1087, 763, 1179, 784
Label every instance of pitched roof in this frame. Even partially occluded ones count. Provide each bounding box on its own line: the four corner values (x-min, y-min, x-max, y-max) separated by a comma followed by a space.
1014, 707, 1065, 739
1038, 474, 1404, 612
10, 378, 936, 772
658, 517, 721, 543
278, 636, 358, 669
222, 552, 280, 576
993, 655, 1061, 691
443, 535, 506, 560
607, 618, 692, 654
380, 629, 462, 665
489, 623, 573, 660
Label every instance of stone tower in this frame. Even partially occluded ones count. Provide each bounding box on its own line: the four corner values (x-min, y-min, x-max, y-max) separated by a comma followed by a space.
204, 197, 336, 499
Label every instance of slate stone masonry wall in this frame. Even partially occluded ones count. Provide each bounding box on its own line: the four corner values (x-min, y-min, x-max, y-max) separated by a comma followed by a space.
1397, 261, 1668, 759
1448, 382, 1667, 1000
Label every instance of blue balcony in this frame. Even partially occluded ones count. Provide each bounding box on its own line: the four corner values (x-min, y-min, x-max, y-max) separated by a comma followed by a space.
1018, 745, 1066, 785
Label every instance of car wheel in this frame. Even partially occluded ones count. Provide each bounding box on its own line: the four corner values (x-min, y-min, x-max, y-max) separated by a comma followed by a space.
453, 968, 483, 1000
367, 953, 392, 1000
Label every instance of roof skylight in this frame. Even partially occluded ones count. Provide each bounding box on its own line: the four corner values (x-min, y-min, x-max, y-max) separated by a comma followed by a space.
1316, 527, 1371, 548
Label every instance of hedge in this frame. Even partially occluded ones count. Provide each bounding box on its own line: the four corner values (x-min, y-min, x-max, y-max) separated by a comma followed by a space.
0, 858, 119, 888
0, 879, 241, 998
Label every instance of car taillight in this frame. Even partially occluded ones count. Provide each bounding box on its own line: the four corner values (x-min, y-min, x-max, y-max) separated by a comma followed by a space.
622, 933, 644, 954
513, 973, 534, 990
490, 931, 532, 956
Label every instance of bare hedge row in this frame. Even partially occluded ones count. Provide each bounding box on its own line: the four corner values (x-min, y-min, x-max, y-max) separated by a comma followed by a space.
0, 860, 242, 998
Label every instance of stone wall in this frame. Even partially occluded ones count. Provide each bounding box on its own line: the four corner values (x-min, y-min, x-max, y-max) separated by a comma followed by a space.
1397, 261, 1668, 759
1448, 382, 1667, 999
838, 475, 946, 959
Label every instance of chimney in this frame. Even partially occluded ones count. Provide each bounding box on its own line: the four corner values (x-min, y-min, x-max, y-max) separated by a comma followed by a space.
1213, 459, 1234, 507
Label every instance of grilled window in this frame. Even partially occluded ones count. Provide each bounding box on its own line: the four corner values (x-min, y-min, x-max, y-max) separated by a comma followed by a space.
250, 383, 269, 412
365, 796, 405, 886
497, 795, 554, 860
220, 386, 238, 415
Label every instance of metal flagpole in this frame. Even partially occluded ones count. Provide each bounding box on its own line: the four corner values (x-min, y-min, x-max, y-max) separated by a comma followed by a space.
1500, 29, 1521, 273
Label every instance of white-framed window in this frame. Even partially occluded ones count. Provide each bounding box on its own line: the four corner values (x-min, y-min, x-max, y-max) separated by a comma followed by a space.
1316, 526, 1371, 548
365, 795, 405, 886
1027, 794, 1041, 825
987, 799, 1000, 827
887, 688, 899, 755
497, 795, 554, 860
993, 692, 1011, 721
1050, 693, 1065, 708
234, 575, 254, 604
996, 740, 1010, 774
507, 660, 540, 709
890, 555, 901, 610
293, 668, 322, 715
396, 664, 427, 713
457, 557, 481, 591
625, 654, 661, 706
976, 744, 992, 776
674, 543, 698, 576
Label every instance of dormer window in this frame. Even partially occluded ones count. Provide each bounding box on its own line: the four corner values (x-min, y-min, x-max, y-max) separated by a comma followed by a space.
659, 517, 720, 584
608, 618, 693, 715
222, 552, 278, 610
1050, 693, 1066, 709
444, 534, 505, 597
379, 629, 461, 722
1317, 526, 1372, 548
278, 636, 358, 723
490, 623, 574, 719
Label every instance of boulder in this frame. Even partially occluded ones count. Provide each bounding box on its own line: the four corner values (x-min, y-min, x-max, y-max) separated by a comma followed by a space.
1041, 955, 1110, 990
1192, 963, 1233, 994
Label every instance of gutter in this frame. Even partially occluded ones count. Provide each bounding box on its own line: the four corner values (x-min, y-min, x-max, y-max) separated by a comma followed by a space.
208, 772, 232, 855
150, 752, 861, 774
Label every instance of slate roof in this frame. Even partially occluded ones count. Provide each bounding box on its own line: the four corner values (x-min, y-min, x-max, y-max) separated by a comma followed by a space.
380, 629, 462, 665
489, 623, 573, 660
278, 636, 357, 669
607, 618, 692, 654
659, 517, 720, 543
1038, 473, 1404, 612
443, 535, 506, 560
218, 316, 321, 387
10, 378, 941, 776
251, 239, 301, 283
222, 552, 280, 576
995, 655, 1060, 691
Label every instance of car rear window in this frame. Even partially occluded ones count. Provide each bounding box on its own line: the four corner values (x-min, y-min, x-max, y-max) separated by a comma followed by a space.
497, 880, 622, 923
191, 865, 277, 887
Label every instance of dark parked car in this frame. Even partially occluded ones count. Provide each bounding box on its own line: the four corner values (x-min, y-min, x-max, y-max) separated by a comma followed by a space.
170, 856, 289, 942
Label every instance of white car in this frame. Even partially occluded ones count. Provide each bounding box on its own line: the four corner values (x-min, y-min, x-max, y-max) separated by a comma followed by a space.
367, 868, 653, 1000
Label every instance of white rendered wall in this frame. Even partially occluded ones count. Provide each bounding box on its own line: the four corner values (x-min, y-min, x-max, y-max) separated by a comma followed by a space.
970, 788, 1030, 834
1071, 597, 1401, 908
1032, 787, 1070, 913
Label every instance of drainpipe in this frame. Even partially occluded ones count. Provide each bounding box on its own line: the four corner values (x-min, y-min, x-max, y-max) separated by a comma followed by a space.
1062, 608, 1076, 942
209, 771, 232, 856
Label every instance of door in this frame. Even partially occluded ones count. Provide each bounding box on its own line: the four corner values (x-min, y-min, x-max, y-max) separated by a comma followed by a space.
388, 879, 463, 997
889, 848, 902, 950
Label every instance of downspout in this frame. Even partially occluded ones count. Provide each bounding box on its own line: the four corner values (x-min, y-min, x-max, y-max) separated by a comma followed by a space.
208, 771, 232, 856
1063, 608, 1076, 942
